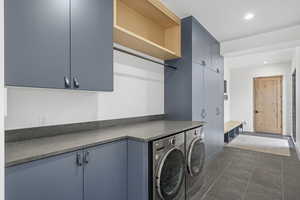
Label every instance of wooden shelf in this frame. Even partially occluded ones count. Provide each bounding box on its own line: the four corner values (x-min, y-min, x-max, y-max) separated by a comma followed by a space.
113, 0, 181, 60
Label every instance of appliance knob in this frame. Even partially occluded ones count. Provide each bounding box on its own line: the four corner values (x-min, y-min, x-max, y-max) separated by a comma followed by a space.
170, 137, 176, 145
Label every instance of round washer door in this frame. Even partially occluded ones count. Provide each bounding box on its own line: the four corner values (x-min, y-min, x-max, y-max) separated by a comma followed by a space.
187, 138, 205, 177
156, 147, 185, 200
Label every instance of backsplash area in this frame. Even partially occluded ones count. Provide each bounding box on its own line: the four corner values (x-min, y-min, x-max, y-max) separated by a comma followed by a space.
5, 49, 164, 130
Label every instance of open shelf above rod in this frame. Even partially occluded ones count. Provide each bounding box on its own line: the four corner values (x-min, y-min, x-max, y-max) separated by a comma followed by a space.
113, 0, 181, 60
113, 46, 177, 70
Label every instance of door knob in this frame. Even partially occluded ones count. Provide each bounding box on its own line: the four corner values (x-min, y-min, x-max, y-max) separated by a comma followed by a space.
255, 110, 259, 114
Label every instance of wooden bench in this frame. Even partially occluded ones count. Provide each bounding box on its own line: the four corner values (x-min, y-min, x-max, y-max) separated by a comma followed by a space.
224, 121, 243, 143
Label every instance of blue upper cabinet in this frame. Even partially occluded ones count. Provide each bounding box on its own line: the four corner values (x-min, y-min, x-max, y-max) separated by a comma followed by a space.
192, 18, 211, 67
192, 62, 205, 121
210, 39, 221, 73
71, 0, 113, 91
6, 151, 84, 200
5, 0, 113, 91
5, 0, 70, 89
83, 140, 127, 200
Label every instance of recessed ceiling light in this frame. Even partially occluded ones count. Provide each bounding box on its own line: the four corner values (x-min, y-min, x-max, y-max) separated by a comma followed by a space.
244, 13, 255, 21
264, 61, 268, 64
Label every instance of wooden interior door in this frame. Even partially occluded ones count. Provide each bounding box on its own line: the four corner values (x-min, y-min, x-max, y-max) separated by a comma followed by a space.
254, 76, 282, 134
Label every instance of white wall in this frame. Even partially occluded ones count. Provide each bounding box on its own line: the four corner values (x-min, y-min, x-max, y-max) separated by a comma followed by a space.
5, 49, 164, 130
224, 64, 230, 122
229, 63, 292, 135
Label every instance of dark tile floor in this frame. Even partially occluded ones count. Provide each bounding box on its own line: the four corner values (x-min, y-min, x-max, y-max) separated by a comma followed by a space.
197, 133, 300, 200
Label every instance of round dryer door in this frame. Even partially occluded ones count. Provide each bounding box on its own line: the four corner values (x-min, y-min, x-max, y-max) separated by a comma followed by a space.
156, 147, 185, 200
187, 138, 205, 177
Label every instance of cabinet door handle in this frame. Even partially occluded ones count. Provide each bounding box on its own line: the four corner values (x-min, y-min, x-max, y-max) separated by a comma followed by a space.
201, 109, 207, 119
76, 153, 83, 166
201, 109, 205, 119
201, 60, 206, 66
73, 77, 80, 88
64, 76, 70, 88
216, 107, 221, 116
84, 151, 90, 164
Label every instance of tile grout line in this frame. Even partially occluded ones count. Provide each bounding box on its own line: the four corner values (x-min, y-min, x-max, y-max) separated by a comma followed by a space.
281, 158, 285, 200
241, 165, 255, 200
200, 160, 233, 200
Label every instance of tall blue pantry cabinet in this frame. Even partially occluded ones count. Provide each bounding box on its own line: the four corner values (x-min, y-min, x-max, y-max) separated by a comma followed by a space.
165, 16, 224, 160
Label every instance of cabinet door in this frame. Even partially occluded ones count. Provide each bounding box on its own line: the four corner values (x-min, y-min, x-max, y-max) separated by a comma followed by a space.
5, 0, 70, 89
6, 151, 84, 200
192, 19, 210, 67
204, 68, 216, 159
84, 140, 127, 200
210, 39, 220, 73
192, 62, 205, 121
71, 0, 113, 91
216, 72, 224, 151
218, 54, 224, 75
204, 68, 223, 160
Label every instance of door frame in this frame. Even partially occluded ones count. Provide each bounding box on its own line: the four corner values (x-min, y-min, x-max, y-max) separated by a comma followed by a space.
253, 75, 283, 134
292, 69, 296, 142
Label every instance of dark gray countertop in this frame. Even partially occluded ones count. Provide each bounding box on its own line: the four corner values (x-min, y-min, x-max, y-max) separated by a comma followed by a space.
6, 120, 205, 167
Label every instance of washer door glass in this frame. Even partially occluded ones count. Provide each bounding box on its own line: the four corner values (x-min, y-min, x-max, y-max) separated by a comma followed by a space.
187, 138, 205, 177
157, 148, 185, 200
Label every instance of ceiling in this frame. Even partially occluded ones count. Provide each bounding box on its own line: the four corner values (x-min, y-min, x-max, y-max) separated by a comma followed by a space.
225, 48, 294, 68
161, 0, 300, 42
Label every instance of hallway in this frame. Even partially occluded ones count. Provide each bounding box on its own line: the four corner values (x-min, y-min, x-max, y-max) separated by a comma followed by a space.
198, 134, 300, 200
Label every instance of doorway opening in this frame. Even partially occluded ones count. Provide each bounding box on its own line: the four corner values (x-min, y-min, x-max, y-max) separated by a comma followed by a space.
253, 76, 283, 134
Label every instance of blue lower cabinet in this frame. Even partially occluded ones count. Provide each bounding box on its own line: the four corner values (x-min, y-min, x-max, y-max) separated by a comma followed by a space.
6, 140, 128, 200
83, 140, 128, 200
6, 151, 84, 200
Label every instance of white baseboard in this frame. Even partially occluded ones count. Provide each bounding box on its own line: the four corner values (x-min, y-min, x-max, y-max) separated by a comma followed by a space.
291, 138, 300, 160
296, 145, 300, 160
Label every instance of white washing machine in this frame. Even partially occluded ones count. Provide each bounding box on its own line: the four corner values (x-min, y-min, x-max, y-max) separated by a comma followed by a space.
185, 127, 206, 200
152, 133, 185, 200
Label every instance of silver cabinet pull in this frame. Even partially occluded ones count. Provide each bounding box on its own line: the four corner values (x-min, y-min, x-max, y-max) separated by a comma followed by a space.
64, 76, 70, 88
76, 153, 83, 166
201, 109, 207, 119
84, 151, 90, 164
201, 60, 206, 66
216, 107, 221, 116
73, 77, 80, 88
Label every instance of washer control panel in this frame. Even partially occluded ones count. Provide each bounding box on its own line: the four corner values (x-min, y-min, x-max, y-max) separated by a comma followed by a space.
169, 137, 176, 145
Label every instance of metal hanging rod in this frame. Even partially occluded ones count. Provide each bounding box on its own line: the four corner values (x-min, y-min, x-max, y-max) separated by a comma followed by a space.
113, 46, 177, 70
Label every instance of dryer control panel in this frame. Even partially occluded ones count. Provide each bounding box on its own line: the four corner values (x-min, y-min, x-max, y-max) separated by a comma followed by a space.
189, 127, 204, 140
